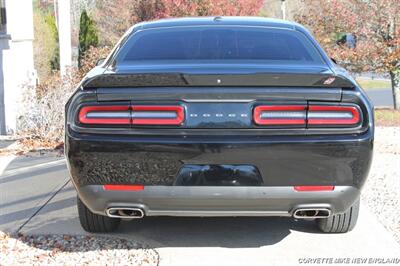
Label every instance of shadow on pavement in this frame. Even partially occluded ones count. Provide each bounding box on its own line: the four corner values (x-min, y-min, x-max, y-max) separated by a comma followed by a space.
0, 186, 74, 209
21, 207, 319, 249
115, 216, 318, 248
7, 179, 322, 249
0, 196, 76, 227
0, 164, 67, 185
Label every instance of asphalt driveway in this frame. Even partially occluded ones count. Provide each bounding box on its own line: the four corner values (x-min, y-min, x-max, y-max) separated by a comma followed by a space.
364, 88, 394, 107
1, 154, 399, 266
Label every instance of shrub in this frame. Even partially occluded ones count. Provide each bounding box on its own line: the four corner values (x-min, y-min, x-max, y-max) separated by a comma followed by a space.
17, 46, 112, 146
32, 8, 59, 80
45, 13, 60, 71
18, 72, 77, 143
78, 10, 99, 67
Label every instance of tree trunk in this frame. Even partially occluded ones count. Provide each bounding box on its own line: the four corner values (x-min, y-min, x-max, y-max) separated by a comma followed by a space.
390, 70, 400, 110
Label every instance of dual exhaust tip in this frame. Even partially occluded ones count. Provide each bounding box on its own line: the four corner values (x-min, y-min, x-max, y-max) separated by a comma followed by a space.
293, 208, 331, 219
106, 207, 144, 219
106, 207, 331, 219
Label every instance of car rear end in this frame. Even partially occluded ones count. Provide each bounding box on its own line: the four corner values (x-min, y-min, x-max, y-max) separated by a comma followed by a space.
65, 18, 373, 233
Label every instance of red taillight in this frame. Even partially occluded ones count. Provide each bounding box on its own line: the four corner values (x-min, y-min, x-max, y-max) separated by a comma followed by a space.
253, 104, 361, 127
103, 184, 144, 191
294, 186, 335, 192
308, 105, 360, 125
132, 105, 184, 125
79, 105, 131, 125
253, 105, 307, 126
78, 105, 184, 126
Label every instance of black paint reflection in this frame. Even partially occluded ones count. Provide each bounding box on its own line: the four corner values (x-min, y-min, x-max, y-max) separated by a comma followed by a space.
174, 164, 263, 186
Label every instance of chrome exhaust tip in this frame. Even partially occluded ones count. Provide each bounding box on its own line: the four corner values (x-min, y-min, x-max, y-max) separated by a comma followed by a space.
106, 207, 144, 219
293, 208, 331, 219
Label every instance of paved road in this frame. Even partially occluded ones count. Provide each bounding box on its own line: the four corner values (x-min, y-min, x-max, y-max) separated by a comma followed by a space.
0, 139, 14, 149
365, 88, 394, 108
1, 155, 400, 266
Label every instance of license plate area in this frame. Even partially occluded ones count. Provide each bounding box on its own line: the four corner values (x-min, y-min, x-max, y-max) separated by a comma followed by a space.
185, 102, 252, 128
174, 164, 263, 186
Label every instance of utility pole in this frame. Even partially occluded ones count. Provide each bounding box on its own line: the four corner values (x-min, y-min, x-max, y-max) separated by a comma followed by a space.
57, 0, 72, 76
0, 74, 5, 134
281, 0, 286, 20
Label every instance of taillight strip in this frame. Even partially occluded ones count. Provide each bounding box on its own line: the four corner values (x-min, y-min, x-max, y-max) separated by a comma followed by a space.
78, 105, 184, 125
131, 105, 184, 125
308, 105, 360, 125
253, 104, 361, 127
79, 105, 131, 125
254, 105, 307, 125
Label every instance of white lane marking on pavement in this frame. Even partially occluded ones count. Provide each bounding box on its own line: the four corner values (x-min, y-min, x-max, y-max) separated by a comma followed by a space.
0, 155, 16, 176
1, 158, 66, 177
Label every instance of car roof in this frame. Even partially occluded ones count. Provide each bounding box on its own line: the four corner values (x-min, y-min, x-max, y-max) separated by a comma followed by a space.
135, 16, 301, 30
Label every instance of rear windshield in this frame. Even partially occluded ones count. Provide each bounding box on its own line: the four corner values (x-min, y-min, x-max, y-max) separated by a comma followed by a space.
116, 26, 325, 65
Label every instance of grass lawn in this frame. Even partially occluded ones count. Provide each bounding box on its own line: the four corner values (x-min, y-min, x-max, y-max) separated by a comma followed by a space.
356, 78, 392, 90
375, 109, 400, 126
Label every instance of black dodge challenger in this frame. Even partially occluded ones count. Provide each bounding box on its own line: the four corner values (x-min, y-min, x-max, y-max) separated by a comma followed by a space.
65, 17, 374, 233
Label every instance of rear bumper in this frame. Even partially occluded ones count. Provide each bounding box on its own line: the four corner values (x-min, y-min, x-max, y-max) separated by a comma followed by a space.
78, 185, 360, 216
66, 128, 373, 216
66, 127, 373, 188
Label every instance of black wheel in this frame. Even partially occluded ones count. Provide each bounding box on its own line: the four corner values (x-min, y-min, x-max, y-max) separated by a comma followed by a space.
77, 196, 120, 233
317, 198, 360, 233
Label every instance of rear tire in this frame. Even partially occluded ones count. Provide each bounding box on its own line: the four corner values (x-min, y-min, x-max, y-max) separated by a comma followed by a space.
317, 198, 360, 233
77, 196, 120, 233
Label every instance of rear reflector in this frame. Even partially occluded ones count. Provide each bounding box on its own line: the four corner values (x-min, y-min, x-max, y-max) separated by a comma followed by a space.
132, 105, 184, 125
103, 184, 144, 191
79, 105, 131, 125
78, 105, 184, 125
294, 186, 335, 192
253, 105, 307, 126
308, 105, 360, 125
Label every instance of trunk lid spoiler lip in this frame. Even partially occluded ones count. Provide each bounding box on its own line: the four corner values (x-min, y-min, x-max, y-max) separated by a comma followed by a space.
79, 64, 356, 89
82, 73, 355, 89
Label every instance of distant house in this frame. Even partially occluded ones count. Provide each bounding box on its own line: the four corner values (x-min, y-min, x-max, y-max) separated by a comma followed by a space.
336, 33, 357, 49
0, 0, 36, 135
263, 0, 303, 20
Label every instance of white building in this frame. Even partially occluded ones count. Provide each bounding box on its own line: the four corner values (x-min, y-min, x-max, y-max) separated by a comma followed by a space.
0, 0, 36, 134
